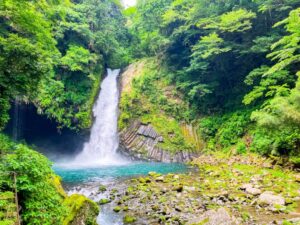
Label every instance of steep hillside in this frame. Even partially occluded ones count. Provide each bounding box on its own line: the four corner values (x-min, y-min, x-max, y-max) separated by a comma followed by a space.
118, 59, 202, 162
121, 0, 300, 163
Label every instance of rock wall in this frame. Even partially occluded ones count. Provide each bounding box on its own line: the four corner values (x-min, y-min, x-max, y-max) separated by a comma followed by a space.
119, 121, 197, 163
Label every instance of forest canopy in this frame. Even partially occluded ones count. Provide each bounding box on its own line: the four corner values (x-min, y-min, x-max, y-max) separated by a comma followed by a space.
121, 0, 300, 159
0, 0, 130, 130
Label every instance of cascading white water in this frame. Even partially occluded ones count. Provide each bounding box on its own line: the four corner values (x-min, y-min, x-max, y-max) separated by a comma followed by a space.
72, 69, 126, 167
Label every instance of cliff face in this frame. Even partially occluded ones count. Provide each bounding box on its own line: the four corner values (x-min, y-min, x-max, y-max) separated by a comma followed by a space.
120, 120, 197, 162
118, 60, 202, 162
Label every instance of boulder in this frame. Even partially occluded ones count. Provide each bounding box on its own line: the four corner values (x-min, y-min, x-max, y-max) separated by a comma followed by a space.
258, 191, 285, 207
183, 186, 197, 192
155, 176, 164, 182
188, 207, 238, 225
240, 184, 261, 196
240, 183, 252, 190
63, 194, 99, 225
245, 187, 261, 196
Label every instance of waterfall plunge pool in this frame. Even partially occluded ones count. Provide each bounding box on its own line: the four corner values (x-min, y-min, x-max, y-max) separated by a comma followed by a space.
54, 162, 189, 184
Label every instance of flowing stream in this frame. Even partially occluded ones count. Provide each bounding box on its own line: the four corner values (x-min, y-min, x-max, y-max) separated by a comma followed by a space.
54, 69, 188, 225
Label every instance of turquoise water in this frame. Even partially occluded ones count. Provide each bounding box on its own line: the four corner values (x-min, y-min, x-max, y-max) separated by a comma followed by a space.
54, 162, 188, 183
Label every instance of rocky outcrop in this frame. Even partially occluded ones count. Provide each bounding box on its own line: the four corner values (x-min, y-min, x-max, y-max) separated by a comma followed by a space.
119, 121, 197, 162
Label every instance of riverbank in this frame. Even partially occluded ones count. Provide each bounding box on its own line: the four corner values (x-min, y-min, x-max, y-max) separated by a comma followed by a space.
88, 153, 300, 225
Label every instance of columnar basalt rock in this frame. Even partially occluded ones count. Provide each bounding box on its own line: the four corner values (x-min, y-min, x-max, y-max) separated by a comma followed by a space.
119, 120, 197, 162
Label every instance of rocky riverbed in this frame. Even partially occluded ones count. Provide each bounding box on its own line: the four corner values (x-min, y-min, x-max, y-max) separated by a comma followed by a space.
91, 153, 300, 225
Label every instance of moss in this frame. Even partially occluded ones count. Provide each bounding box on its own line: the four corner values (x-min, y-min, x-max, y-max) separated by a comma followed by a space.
113, 206, 122, 212
282, 220, 294, 225
123, 215, 137, 223
63, 194, 99, 225
51, 175, 67, 198
98, 184, 107, 193
241, 212, 250, 222
98, 198, 110, 205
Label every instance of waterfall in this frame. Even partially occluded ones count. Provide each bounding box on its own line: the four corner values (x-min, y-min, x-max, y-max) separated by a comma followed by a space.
12, 97, 23, 141
72, 69, 126, 167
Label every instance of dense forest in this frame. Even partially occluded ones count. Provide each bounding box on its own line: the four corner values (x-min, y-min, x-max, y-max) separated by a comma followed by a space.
1, 0, 300, 224
0, 0, 130, 131
119, 0, 300, 161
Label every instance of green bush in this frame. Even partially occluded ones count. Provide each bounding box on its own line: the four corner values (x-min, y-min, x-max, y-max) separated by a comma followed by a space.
236, 141, 247, 154
0, 134, 67, 225
199, 110, 252, 149
249, 126, 300, 156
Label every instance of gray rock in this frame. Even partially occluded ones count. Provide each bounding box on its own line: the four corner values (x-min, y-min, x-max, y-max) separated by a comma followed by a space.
240, 184, 261, 196
245, 187, 261, 196
119, 120, 197, 163
258, 191, 285, 207
240, 183, 252, 190
155, 176, 164, 182
188, 207, 238, 225
183, 186, 197, 192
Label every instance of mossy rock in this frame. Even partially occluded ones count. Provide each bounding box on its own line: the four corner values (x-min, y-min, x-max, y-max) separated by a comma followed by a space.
98, 184, 107, 193
63, 194, 99, 225
98, 198, 111, 205
113, 206, 122, 212
52, 175, 67, 197
123, 215, 137, 224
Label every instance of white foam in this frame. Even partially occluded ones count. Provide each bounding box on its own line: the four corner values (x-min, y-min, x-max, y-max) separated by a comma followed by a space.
68, 69, 128, 168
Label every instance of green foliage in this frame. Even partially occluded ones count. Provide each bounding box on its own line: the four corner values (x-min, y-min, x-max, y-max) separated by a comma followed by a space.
125, 0, 300, 159
244, 8, 300, 156
249, 126, 300, 156
0, 0, 131, 131
192, 33, 231, 59
203, 9, 256, 33
199, 110, 252, 149
0, 134, 100, 224
0, 134, 67, 224
61, 45, 96, 72
0, 0, 64, 130
266, 8, 300, 75
243, 66, 294, 105
126, 0, 172, 56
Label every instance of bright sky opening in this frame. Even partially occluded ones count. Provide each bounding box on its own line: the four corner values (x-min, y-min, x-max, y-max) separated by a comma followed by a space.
122, 0, 136, 8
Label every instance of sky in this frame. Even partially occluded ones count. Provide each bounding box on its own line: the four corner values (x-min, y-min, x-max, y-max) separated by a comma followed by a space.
122, 0, 136, 8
